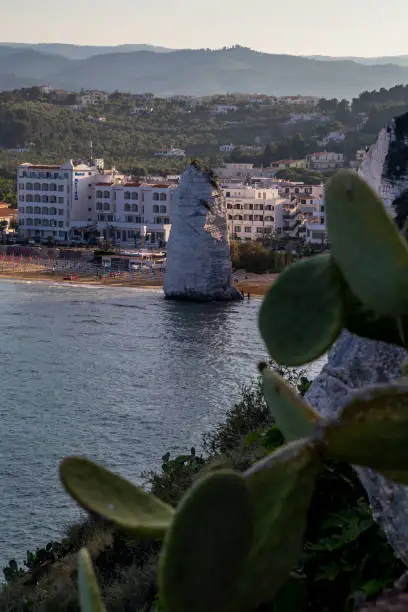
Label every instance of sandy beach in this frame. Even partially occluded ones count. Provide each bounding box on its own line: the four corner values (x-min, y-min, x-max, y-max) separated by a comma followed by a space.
0, 267, 277, 296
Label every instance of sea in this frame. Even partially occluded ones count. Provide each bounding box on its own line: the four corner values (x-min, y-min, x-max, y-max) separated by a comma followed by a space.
0, 281, 325, 570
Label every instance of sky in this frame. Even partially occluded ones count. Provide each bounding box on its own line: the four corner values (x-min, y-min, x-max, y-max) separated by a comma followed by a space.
0, 0, 407, 57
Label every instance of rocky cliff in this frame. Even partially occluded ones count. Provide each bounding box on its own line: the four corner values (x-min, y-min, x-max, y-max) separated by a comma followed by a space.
164, 164, 241, 302
307, 111, 408, 564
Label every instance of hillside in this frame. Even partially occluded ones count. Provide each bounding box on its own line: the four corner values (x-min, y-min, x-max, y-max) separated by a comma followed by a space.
1, 46, 408, 97
0, 42, 173, 59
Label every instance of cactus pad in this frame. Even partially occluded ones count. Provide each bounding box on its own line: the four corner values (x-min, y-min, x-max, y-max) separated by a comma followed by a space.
325, 170, 408, 315
324, 383, 408, 471
259, 254, 344, 366
261, 365, 321, 441
77, 548, 106, 612
159, 469, 254, 612
240, 439, 321, 608
60, 457, 174, 537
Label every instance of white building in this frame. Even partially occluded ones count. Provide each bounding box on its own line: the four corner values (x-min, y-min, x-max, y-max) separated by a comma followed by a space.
210, 104, 238, 115
306, 152, 344, 170
17, 160, 106, 242
219, 144, 236, 152
91, 181, 175, 248
319, 131, 346, 146
223, 184, 286, 241
214, 163, 255, 180
77, 90, 109, 106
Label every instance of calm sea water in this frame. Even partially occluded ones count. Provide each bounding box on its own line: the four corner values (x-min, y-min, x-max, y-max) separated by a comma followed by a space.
0, 281, 324, 569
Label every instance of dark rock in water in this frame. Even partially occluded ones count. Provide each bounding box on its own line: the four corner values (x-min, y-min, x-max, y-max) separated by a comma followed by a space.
164, 164, 242, 302
308, 110, 408, 565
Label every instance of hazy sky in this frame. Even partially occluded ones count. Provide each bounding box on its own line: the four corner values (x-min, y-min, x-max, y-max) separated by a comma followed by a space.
1, 0, 407, 57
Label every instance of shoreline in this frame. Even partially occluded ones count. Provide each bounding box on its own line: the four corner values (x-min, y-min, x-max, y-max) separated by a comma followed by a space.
0, 270, 277, 296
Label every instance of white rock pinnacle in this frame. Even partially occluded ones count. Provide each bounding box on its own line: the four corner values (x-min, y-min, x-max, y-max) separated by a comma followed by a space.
164, 164, 241, 301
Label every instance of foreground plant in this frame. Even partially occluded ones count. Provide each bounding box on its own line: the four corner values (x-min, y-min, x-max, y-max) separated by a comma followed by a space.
60, 170, 408, 611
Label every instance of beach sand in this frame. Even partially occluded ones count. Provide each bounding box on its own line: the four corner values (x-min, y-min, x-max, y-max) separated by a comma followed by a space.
0, 268, 277, 296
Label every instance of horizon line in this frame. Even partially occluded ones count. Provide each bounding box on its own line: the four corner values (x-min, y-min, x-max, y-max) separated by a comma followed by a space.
0, 41, 407, 59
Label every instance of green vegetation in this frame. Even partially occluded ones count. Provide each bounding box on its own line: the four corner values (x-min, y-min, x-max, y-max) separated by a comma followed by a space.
55, 170, 408, 612
230, 241, 296, 274
0, 83, 407, 182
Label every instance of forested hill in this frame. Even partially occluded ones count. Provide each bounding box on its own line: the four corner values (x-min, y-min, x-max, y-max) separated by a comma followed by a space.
1, 84, 408, 179
2, 45, 408, 97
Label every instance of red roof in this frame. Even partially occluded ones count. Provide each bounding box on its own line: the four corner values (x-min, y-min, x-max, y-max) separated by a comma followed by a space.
124, 182, 143, 187
150, 184, 171, 188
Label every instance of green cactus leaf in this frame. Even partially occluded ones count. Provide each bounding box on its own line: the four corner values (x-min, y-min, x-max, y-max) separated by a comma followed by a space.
324, 383, 408, 470
343, 287, 404, 347
325, 170, 408, 315
77, 548, 106, 612
60, 457, 174, 537
239, 439, 321, 608
159, 470, 253, 612
259, 254, 344, 366
261, 365, 321, 441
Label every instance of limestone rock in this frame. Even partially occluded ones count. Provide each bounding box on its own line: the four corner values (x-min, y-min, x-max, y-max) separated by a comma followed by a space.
307, 110, 408, 564
306, 331, 408, 563
164, 164, 241, 301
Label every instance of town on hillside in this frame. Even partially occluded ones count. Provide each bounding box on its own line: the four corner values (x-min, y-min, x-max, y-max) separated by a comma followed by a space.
0, 83, 406, 254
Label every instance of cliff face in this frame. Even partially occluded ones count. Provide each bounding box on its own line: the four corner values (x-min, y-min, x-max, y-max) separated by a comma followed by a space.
307, 111, 408, 565
164, 165, 241, 302
359, 112, 408, 211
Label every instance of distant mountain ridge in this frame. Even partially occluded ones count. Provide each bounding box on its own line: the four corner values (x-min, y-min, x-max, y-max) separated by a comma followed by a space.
1, 44, 408, 97
0, 42, 174, 59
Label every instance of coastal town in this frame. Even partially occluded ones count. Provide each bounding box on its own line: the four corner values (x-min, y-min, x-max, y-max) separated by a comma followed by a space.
14, 158, 326, 248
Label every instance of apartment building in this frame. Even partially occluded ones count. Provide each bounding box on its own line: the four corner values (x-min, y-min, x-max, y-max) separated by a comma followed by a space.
17, 159, 106, 242
90, 181, 175, 248
223, 184, 285, 241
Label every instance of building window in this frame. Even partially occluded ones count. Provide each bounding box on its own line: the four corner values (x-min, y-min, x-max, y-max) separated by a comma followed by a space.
42, 207, 49, 214
107, 215, 113, 222
131, 192, 138, 200
34, 206, 41, 214
50, 183, 57, 191
160, 193, 166, 201
160, 205, 166, 213
26, 183, 32, 190
34, 183, 41, 190
58, 197, 64, 204
104, 191, 110, 198
58, 209, 64, 216
124, 191, 131, 200
245, 227, 251, 233
235, 225, 241, 233
26, 206, 33, 213
153, 192, 159, 201
132, 204, 138, 212
50, 207, 57, 215
42, 183, 49, 191
103, 202, 110, 211
153, 205, 159, 213
96, 190, 103, 198
96, 202, 103, 210
42, 195, 49, 203
26, 195, 33, 202
19, 194, 25, 201
58, 221, 64, 228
